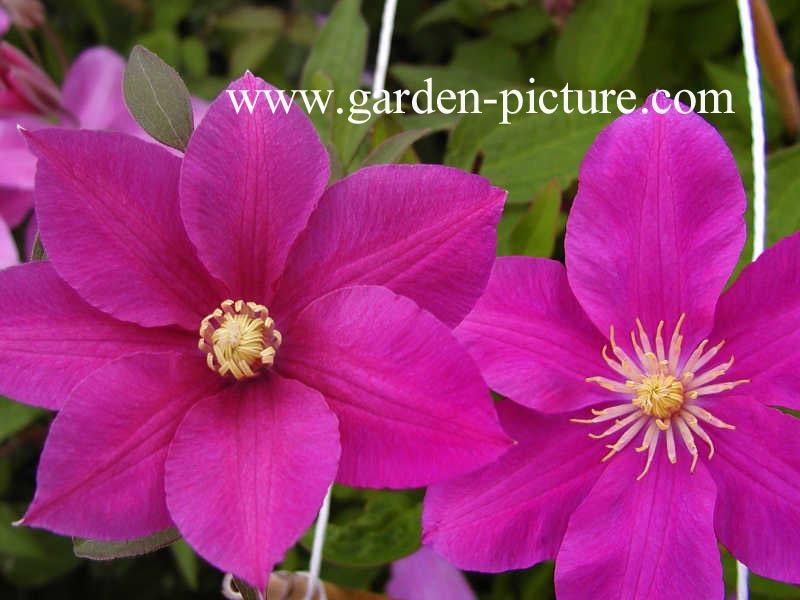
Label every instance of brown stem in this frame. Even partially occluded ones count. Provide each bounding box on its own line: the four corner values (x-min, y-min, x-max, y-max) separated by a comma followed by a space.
265, 572, 393, 600
751, 0, 800, 139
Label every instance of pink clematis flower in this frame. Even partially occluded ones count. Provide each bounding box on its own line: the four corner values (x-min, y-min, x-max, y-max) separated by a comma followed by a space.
0, 72, 511, 590
423, 97, 800, 598
387, 547, 476, 600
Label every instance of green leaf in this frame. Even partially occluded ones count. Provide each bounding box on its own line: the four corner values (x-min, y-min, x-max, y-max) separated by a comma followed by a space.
704, 60, 783, 144
302, 490, 422, 567
0, 503, 78, 588
488, 5, 551, 46
217, 6, 285, 33
555, 0, 651, 88
72, 527, 181, 560
480, 109, 614, 203
301, 0, 368, 165
413, 0, 488, 30
170, 539, 198, 590
508, 180, 562, 257
362, 129, 430, 167
766, 144, 800, 246
180, 37, 209, 80
123, 45, 194, 152
0, 396, 44, 444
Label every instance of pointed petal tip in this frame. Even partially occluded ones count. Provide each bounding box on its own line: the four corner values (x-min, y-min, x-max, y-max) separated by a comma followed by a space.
11, 517, 25, 527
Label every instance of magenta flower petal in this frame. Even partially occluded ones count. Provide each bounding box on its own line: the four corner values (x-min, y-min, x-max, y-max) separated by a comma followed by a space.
27, 128, 225, 329
21, 353, 222, 540
555, 451, 722, 600
423, 401, 604, 572
61, 47, 139, 134
0, 262, 192, 409
164, 375, 340, 592
456, 257, 611, 412
705, 396, 800, 583
566, 96, 746, 345
386, 546, 476, 600
180, 73, 329, 301
273, 165, 505, 327
711, 232, 800, 410
278, 285, 511, 488
0, 216, 17, 268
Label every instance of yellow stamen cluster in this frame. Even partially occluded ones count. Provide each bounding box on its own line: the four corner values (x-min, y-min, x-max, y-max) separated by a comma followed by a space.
198, 300, 282, 380
573, 314, 747, 480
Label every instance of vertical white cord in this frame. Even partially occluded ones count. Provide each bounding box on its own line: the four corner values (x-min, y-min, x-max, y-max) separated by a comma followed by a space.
735, 0, 766, 598
371, 0, 399, 97
304, 4, 399, 597
738, 0, 767, 262
304, 485, 332, 600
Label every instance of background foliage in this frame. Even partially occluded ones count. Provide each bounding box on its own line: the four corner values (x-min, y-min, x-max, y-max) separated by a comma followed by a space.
2, 0, 800, 597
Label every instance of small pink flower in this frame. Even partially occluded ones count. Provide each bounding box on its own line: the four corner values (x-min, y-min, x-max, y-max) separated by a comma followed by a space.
423, 96, 800, 598
542, 0, 575, 18
0, 72, 511, 590
387, 547, 476, 600
0, 46, 207, 228
0, 41, 61, 117
0, 0, 44, 29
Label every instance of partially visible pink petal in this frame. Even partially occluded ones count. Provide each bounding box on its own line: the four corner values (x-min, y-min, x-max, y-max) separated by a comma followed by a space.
0, 262, 193, 409
423, 401, 604, 572
0, 216, 18, 268
0, 187, 32, 227
191, 96, 209, 123
61, 47, 140, 135
28, 128, 226, 329
456, 257, 611, 413
0, 117, 41, 191
180, 73, 328, 301
278, 285, 511, 488
711, 232, 800, 410
706, 396, 800, 583
165, 374, 340, 592
386, 546, 476, 600
22, 353, 223, 540
555, 451, 722, 600
0, 8, 9, 36
273, 165, 505, 328
566, 96, 746, 348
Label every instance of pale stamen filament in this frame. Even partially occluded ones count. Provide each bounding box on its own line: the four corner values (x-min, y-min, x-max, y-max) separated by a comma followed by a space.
635, 421, 660, 480
570, 403, 641, 424
587, 410, 644, 439
601, 416, 649, 462
674, 415, 699, 472
654, 320, 666, 363
665, 424, 677, 464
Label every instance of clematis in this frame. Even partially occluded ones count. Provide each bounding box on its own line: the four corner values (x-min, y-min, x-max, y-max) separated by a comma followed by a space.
423, 97, 800, 599
387, 547, 476, 600
0, 72, 511, 591
0, 8, 9, 36
0, 41, 61, 116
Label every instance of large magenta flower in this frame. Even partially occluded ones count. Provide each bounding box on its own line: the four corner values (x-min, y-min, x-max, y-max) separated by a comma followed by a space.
423, 99, 800, 598
0, 73, 511, 590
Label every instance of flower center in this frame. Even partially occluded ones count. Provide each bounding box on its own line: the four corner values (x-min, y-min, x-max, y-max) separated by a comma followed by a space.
573, 314, 748, 480
198, 300, 282, 380
632, 373, 684, 418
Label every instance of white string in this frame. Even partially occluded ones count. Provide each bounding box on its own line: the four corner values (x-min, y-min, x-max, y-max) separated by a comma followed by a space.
371, 0, 399, 97
303, 485, 332, 600
735, 0, 767, 597
738, 0, 767, 262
